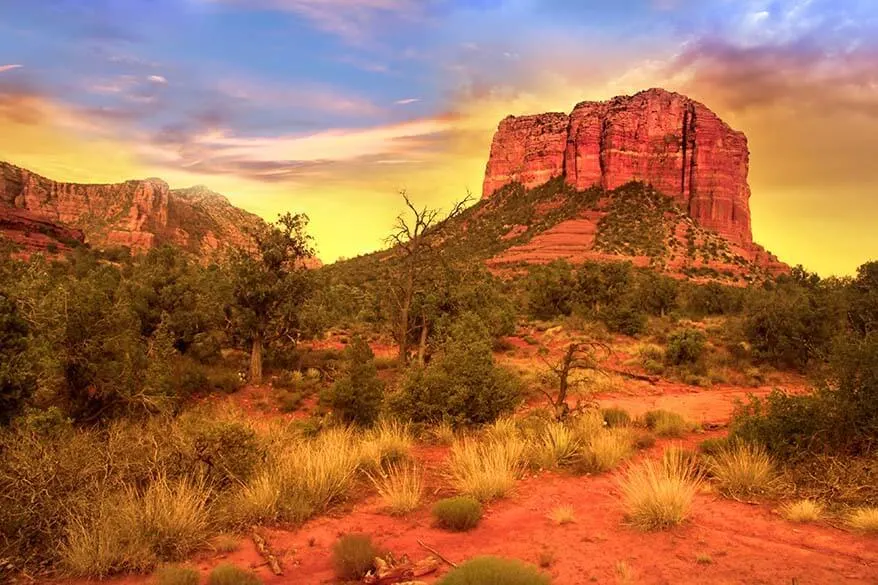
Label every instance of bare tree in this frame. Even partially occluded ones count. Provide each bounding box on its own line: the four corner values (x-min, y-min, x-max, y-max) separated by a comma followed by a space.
537, 340, 611, 420
385, 190, 472, 364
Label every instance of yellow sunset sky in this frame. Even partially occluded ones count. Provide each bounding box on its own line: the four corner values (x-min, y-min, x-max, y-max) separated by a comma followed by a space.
1, 0, 876, 276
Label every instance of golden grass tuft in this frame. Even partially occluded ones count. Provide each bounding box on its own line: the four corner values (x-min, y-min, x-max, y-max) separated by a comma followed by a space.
618, 447, 702, 531
708, 443, 775, 498
530, 421, 580, 469
368, 462, 423, 515
449, 436, 525, 501
576, 428, 635, 474
548, 505, 576, 525
360, 420, 413, 472
60, 476, 211, 576
569, 409, 606, 444
431, 420, 457, 445
781, 499, 823, 523
847, 507, 878, 533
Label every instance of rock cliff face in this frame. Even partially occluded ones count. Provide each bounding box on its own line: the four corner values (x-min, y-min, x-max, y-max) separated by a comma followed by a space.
0, 161, 267, 257
482, 88, 753, 246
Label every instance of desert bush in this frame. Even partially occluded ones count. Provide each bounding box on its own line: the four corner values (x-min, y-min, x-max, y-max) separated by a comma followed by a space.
708, 443, 776, 498
638, 343, 665, 375
321, 335, 384, 426
178, 410, 262, 488
781, 499, 823, 523
643, 410, 692, 438
618, 447, 702, 530
430, 420, 456, 445
155, 565, 200, 585
664, 328, 706, 366
602, 302, 648, 337
574, 428, 635, 474
208, 563, 262, 585
212, 534, 240, 553
368, 462, 423, 515
548, 505, 575, 525
449, 436, 525, 501
601, 407, 631, 428
437, 556, 551, 585
847, 507, 878, 533
0, 292, 35, 424
331, 534, 379, 581
432, 497, 483, 532
276, 390, 304, 413
389, 316, 522, 427
698, 437, 731, 457
633, 431, 657, 450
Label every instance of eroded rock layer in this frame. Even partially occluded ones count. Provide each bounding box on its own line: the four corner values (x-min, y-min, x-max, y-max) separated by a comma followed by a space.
482, 88, 753, 246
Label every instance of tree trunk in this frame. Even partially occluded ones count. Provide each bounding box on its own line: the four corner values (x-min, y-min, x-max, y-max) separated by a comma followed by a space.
250, 332, 263, 385
397, 269, 414, 364
417, 315, 429, 366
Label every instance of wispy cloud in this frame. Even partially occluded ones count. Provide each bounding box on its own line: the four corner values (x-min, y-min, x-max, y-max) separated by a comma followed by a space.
0, 64, 23, 74
205, 0, 422, 42
147, 75, 168, 85
216, 77, 381, 116
394, 97, 420, 105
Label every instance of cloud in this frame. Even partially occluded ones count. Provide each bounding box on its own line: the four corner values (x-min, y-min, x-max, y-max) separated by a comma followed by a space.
204, 0, 424, 42
147, 75, 168, 85
0, 65, 23, 74
215, 77, 381, 117
394, 98, 420, 105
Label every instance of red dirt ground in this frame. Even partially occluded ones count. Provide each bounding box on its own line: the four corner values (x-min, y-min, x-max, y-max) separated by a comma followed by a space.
52, 335, 878, 585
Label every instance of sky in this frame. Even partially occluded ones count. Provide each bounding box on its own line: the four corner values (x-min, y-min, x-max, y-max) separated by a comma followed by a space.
0, 0, 876, 275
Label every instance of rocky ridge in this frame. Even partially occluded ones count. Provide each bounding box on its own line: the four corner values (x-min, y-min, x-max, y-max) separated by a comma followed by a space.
0, 161, 266, 258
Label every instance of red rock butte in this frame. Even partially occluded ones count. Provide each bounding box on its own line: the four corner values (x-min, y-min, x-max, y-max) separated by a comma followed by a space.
482, 88, 754, 246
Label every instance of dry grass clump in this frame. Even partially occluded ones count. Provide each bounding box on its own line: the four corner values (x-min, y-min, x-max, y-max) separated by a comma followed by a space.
601, 407, 631, 428
211, 534, 240, 553
60, 475, 211, 576
847, 507, 878, 533
485, 416, 521, 442
431, 420, 456, 445
360, 420, 413, 471
548, 505, 576, 525
368, 462, 423, 515
574, 428, 635, 474
530, 421, 580, 469
618, 447, 703, 530
208, 563, 262, 585
227, 427, 360, 526
449, 436, 526, 501
331, 534, 380, 581
642, 410, 694, 438
154, 565, 200, 585
781, 499, 824, 523
707, 443, 776, 499
569, 409, 606, 444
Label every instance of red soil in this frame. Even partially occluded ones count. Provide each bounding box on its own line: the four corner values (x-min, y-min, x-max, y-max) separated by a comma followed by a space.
50, 336, 878, 585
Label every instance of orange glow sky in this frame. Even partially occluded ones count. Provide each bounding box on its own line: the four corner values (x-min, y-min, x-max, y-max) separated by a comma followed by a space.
1, 0, 877, 275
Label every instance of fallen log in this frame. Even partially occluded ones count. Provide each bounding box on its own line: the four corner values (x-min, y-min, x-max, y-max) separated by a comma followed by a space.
606, 368, 660, 385
251, 527, 283, 576
363, 555, 439, 584
416, 540, 457, 568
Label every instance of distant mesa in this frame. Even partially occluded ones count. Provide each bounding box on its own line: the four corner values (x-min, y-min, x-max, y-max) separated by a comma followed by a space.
481, 88, 787, 276
0, 161, 322, 267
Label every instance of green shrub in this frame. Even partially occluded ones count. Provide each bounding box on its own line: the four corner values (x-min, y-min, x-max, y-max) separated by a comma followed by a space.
601, 407, 631, 428
437, 556, 551, 585
208, 563, 261, 585
154, 565, 200, 585
331, 534, 379, 581
276, 390, 303, 413
0, 292, 35, 424
698, 437, 731, 457
178, 411, 262, 487
432, 497, 483, 532
389, 314, 522, 426
321, 335, 384, 426
601, 302, 647, 337
665, 329, 706, 366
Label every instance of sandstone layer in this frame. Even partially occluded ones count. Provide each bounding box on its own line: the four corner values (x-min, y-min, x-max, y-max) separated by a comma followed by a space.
0, 161, 266, 258
482, 88, 753, 246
